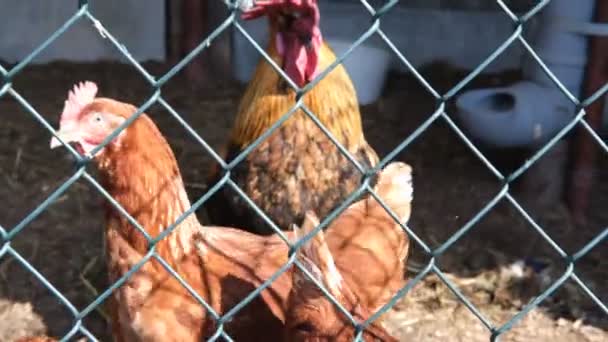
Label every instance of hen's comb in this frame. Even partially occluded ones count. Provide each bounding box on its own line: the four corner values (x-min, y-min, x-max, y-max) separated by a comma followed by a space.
60, 81, 98, 125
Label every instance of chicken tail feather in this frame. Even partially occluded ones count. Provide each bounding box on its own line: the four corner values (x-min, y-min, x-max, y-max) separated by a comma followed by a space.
368, 162, 413, 224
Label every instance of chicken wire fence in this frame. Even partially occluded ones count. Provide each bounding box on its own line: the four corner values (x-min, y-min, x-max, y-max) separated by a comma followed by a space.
1, 0, 607, 341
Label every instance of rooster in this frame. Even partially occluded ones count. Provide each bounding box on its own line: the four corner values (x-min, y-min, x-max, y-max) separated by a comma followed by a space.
204, 0, 378, 234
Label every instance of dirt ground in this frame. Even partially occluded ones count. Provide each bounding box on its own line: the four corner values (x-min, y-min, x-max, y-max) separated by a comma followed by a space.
0, 60, 606, 341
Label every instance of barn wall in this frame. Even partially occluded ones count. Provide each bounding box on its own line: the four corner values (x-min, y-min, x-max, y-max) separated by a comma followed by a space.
0, 0, 538, 71
404, 0, 534, 12
0, 0, 165, 64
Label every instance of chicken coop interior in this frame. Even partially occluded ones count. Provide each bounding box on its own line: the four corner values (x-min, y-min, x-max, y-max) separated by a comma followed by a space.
0, 0, 606, 341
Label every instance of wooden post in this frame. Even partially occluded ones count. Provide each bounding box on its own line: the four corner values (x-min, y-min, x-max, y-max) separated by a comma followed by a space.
167, 0, 181, 64
567, 0, 608, 224
180, 0, 210, 85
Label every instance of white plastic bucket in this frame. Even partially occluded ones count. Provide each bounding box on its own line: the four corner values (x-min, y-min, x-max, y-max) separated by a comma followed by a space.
455, 82, 574, 147
327, 40, 391, 105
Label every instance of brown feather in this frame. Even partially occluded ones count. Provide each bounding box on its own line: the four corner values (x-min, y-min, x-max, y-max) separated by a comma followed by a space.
231, 40, 364, 148
89, 99, 293, 341
78, 98, 405, 341
16, 337, 58, 342
205, 37, 379, 234
286, 213, 398, 341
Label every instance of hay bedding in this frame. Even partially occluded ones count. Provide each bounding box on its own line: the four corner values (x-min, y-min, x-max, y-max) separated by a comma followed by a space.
0, 61, 605, 341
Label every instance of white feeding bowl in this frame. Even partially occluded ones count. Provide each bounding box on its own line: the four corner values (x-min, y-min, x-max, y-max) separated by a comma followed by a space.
455, 81, 574, 147
326, 39, 391, 105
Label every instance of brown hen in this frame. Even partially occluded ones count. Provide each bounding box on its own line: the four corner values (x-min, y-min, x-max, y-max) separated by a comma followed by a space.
48, 82, 408, 341
324, 162, 412, 315
49, 82, 292, 341
286, 213, 398, 341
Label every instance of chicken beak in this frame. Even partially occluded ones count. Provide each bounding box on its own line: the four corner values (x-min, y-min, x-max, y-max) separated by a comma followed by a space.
50, 129, 80, 149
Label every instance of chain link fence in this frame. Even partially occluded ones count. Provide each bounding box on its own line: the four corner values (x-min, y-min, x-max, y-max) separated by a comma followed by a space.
0, 0, 607, 341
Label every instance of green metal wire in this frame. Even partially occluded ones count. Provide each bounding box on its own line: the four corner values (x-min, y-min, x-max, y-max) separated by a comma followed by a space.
0, 0, 605, 341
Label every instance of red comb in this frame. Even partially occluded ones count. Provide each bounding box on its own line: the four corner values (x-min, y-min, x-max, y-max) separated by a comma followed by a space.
60, 81, 98, 126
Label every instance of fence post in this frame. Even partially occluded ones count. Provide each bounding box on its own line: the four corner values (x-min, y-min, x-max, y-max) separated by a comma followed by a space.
567, 0, 608, 224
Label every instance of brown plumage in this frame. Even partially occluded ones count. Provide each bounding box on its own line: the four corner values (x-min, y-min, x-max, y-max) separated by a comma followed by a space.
284, 161, 411, 341
49, 82, 408, 341
203, 0, 378, 234
16, 337, 86, 342
295, 161, 411, 325
285, 213, 398, 341
90, 101, 290, 341
324, 162, 412, 316
16, 337, 58, 342
50, 85, 293, 341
